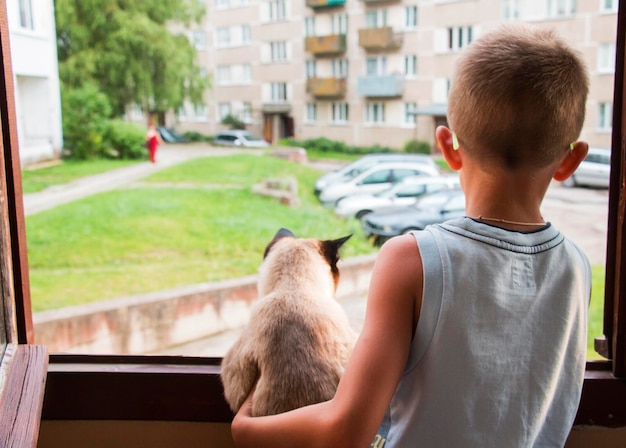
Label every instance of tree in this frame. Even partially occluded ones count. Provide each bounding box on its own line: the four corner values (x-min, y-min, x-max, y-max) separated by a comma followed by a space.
55, 0, 210, 120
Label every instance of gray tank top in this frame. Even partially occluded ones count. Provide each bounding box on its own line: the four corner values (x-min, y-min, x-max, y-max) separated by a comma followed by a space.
373, 217, 590, 448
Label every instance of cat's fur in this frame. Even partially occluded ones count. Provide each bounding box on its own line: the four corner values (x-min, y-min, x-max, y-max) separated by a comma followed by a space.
220, 228, 357, 416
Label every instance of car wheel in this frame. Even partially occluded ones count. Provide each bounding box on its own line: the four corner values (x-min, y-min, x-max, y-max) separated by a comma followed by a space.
355, 210, 372, 220
561, 176, 576, 188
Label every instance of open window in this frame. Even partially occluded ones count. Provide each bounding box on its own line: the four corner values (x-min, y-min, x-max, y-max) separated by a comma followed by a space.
0, 1, 626, 446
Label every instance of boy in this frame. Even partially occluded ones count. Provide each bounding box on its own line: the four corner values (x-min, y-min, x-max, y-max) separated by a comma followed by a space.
231, 24, 591, 447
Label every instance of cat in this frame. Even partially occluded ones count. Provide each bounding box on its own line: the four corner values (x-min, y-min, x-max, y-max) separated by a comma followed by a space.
220, 228, 358, 417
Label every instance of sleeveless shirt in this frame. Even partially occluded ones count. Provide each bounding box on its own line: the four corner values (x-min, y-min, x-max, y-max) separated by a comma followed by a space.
374, 217, 590, 448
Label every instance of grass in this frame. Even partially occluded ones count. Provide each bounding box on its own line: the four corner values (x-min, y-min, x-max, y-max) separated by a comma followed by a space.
21, 158, 142, 193
25, 152, 606, 358
26, 154, 376, 312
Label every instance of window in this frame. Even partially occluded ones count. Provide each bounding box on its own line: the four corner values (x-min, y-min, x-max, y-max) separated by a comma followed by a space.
242, 64, 251, 83
305, 17, 316, 37
269, 0, 286, 21
305, 60, 317, 79
218, 102, 231, 120
366, 102, 385, 124
216, 65, 231, 85
241, 24, 251, 44
271, 82, 287, 102
331, 13, 348, 34
216, 27, 230, 47
306, 103, 317, 123
598, 43, 616, 73
433, 78, 450, 104
546, 0, 577, 17
18, 0, 34, 30
215, 0, 230, 9
365, 9, 387, 28
447, 26, 473, 51
332, 102, 349, 123
366, 56, 387, 76
192, 30, 206, 50
601, 0, 618, 12
194, 104, 208, 122
598, 102, 613, 132
242, 102, 253, 123
271, 41, 287, 62
405, 6, 418, 29
404, 102, 417, 125
502, 0, 521, 19
405, 55, 417, 77
332, 58, 348, 78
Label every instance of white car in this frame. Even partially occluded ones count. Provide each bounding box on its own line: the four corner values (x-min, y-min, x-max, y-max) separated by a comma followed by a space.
318, 162, 440, 207
314, 153, 440, 195
562, 147, 611, 188
334, 174, 460, 219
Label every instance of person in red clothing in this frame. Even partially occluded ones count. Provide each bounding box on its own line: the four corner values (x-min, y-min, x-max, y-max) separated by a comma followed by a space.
145, 118, 162, 164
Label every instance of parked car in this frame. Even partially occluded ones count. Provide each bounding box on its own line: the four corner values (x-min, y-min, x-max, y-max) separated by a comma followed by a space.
361, 189, 466, 245
314, 153, 440, 195
317, 162, 440, 207
562, 147, 611, 188
334, 174, 460, 219
212, 130, 270, 148
158, 127, 188, 143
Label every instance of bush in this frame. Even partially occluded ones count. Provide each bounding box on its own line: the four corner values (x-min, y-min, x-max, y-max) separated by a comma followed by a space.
403, 140, 432, 154
61, 84, 112, 160
221, 113, 246, 130
184, 130, 209, 142
280, 137, 396, 156
104, 120, 147, 160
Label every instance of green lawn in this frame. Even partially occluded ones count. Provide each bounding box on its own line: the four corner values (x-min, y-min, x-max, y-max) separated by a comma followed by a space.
21, 159, 142, 193
24, 152, 606, 359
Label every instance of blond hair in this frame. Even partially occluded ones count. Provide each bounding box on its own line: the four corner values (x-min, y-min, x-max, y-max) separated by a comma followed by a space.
447, 24, 589, 169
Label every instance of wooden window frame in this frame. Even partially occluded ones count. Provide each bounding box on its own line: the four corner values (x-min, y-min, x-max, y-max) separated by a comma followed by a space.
0, 0, 625, 435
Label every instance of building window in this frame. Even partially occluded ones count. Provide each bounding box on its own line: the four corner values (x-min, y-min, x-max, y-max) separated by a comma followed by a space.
194, 104, 209, 122
332, 102, 349, 123
331, 13, 348, 34
18, 0, 34, 30
365, 9, 387, 28
192, 30, 206, 50
404, 102, 417, 125
242, 64, 251, 83
271, 41, 287, 62
269, 0, 286, 21
216, 27, 230, 47
447, 26, 473, 51
218, 102, 232, 120
305, 60, 317, 79
601, 0, 618, 12
216, 65, 231, 85
332, 58, 349, 78
215, 0, 230, 9
306, 103, 317, 123
501, 0, 521, 19
241, 24, 251, 44
598, 43, 616, 73
242, 102, 253, 124
365, 102, 385, 124
433, 78, 450, 104
366, 57, 387, 76
405, 6, 418, 29
546, 0, 576, 17
271, 82, 287, 102
404, 55, 417, 77
598, 102, 613, 131
305, 17, 316, 37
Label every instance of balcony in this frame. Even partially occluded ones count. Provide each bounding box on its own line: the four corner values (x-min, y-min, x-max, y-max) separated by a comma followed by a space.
357, 74, 405, 98
358, 26, 403, 51
306, 77, 347, 98
306, 0, 346, 9
305, 34, 347, 56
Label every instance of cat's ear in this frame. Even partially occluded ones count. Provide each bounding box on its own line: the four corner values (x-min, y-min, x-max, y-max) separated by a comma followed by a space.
263, 228, 295, 259
321, 234, 352, 265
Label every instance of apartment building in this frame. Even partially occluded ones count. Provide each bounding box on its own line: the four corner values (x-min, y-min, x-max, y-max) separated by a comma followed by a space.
7, 0, 63, 165
175, 0, 618, 152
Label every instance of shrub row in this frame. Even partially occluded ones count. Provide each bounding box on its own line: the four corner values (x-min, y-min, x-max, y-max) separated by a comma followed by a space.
278, 137, 433, 156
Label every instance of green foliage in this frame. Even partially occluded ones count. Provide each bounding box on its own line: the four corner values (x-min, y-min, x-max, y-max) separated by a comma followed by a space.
403, 140, 432, 154
183, 130, 209, 142
282, 137, 396, 156
104, 119, 148, 159
220, 113, 246, 130
55, 0, 210, 117
61, 84, 112, 159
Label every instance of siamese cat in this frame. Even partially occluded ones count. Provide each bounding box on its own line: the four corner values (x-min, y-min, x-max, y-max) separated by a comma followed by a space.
220, 228, 357, 417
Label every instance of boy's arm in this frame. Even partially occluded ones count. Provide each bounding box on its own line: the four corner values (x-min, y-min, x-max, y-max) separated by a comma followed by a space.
231, 233, 423, 448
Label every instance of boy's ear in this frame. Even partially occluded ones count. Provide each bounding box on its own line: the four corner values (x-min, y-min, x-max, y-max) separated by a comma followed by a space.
436, 126, 462, 171
553, 141, 589, 182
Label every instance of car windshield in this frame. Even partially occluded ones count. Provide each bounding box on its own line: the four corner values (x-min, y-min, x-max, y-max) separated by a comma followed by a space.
243, 133, 263, 141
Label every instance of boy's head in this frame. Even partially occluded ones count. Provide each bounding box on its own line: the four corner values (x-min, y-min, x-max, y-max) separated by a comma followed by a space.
447, 24, 589, 170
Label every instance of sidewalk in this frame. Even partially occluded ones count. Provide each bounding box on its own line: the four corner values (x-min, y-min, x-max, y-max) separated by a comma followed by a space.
23, 144, 252, 216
